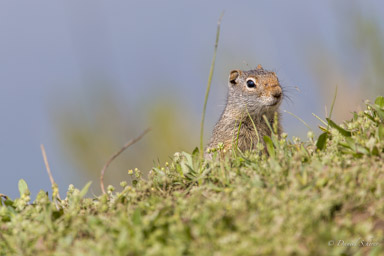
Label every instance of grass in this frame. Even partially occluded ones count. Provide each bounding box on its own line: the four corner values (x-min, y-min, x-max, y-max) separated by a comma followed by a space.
0, 96, 384, 255
200, 12, 223, 158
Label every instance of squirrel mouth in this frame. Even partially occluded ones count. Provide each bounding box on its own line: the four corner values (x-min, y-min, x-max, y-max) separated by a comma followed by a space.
268, 100, 280, 106
267, 95, 282, 106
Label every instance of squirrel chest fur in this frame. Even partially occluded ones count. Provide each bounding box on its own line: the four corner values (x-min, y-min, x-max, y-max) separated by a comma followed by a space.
208, 65, 283, 152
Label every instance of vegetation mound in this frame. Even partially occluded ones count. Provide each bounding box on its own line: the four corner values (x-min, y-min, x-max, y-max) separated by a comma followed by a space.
1, 97, 384, 255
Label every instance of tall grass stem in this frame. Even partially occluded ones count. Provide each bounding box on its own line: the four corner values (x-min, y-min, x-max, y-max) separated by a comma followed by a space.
284, 110, 313, 131
199, 12, 224, 158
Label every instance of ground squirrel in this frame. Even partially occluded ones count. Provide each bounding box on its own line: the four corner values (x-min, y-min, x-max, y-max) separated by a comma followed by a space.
207, 65, 283, 153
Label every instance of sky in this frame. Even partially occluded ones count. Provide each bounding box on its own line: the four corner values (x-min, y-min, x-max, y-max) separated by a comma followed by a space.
1, 0, 383, 198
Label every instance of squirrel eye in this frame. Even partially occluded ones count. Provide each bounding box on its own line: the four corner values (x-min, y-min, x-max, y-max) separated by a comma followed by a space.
246, 80, 256, 88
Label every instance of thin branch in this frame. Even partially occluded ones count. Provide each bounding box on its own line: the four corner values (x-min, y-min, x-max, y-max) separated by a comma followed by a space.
100, 128, 151, 194
41, 144, 61, 203
40, 144, 55, 187
199, 12, 224, 158
0, 193, 8, 199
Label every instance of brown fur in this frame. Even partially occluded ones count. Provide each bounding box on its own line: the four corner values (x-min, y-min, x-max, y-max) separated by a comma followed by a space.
207, 65, 283, 153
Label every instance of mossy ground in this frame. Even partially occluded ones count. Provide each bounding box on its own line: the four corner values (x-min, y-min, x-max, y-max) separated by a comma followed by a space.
1, 97, 384, 256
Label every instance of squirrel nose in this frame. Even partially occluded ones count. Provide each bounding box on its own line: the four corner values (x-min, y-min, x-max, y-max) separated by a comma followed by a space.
272, 91, 282, 99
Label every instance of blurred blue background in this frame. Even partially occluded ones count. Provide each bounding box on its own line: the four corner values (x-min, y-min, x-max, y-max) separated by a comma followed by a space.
1, 0, 383, 198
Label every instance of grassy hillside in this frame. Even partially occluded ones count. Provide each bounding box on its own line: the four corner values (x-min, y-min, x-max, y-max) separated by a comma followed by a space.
1, 97, 384, 256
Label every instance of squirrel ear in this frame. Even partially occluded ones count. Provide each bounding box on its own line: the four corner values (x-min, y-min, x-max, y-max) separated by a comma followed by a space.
229, 70, 241, 86
256, 64, 263, 70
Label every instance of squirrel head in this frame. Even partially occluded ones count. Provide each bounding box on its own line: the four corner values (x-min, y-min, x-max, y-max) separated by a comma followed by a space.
227, 65, 283, 118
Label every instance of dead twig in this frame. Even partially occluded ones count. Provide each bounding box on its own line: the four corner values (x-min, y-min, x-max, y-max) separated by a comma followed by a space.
41, 145, 55, 187
100, 128, 151, 194
40, 144, 61, 200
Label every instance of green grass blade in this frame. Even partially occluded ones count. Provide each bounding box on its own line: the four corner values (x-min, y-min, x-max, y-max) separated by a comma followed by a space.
262, 115, 273, 134
284, 110, 312, 131
263, 135, 275, 158
79, 181, 92, 198
235, 120, 242, 150
329, 85, 338, 119
246, 108, 260, 144
312, 113, 328, 127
